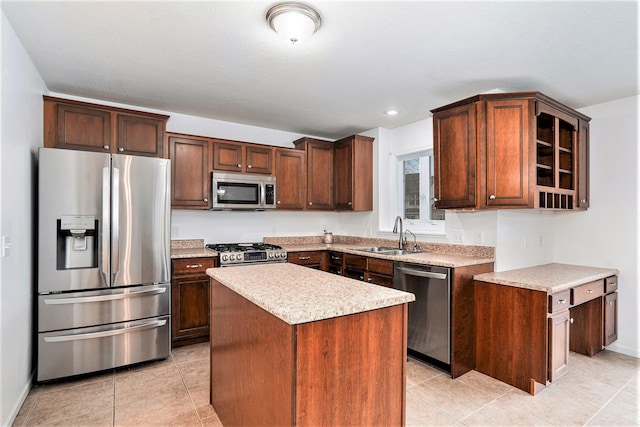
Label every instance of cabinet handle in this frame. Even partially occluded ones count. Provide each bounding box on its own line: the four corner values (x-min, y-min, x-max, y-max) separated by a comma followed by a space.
103, 145, 110, 150
570, 318, 574, 324
581, 199, 587, 204
489, 194, 496, 200
348, 201, 352, 206
586, 289, 594, 294
203, 198, 208, 202
298, 256, 311, 260
309, 202, 313, 206
331, 256, 340, 260
247, 165, 252, 168
557, 299, 567, 304
367, 277, 372, 282
237, 164, 242, 168
359, 276, 364, 280
186, 264, 203, 269
608, 283, 616, 287
118, 147, 124, 152
607, 301, 614, 305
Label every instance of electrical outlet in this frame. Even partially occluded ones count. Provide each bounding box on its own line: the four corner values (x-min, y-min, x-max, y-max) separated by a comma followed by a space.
171, 227, 180, 238
475, 231, 484, 244
2, 236, 11, 257
451, 230, 463, 243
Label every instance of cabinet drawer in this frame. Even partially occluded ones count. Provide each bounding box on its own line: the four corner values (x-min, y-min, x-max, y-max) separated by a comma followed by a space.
548, 290, 570, 313
366, 272, 394, 288
288, 251, 325, 266
344, 254, 367, 270
604, 276, 618, 294
329, 252, 343, 266
571, 280, 604, 305
173, 257, 215, 276
367, 258, 394, 276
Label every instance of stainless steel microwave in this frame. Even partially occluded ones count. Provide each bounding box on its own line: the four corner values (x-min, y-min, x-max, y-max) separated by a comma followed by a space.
210, 172, 276, 210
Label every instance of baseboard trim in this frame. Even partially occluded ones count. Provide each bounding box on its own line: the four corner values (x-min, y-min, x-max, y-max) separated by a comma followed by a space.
3, 371, 34, 427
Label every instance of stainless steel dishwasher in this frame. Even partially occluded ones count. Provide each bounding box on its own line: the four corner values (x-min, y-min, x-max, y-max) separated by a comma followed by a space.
394, 262, 451, 368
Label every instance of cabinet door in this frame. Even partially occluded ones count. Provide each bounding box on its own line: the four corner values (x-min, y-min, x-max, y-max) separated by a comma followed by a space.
334, 139, 354, 210
577, 118, 590, 209
55, 104, 112, 152
213, 140, 244, 172
275, 149, 306, 209
433, 103, 477, 209
485, 99, 532, 207
604, 292, 618, 346
117, 114, 165, 157
365, 272, 393, 288
246, 145, 273, 174
287, 251, 327, 270
306, 141, 334, 210
172, 275, 210, 345
169, 135, 210, 209
548, 311, 570, 382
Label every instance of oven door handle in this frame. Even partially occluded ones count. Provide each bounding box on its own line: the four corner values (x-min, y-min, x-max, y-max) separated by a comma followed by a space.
43, 286, 167, 305
43, 319, 167, 342
396, 267, 447, 280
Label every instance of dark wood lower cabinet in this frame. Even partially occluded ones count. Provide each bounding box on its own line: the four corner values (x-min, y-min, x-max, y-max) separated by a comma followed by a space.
210, 279, 407, 426
287, 251, 328, 270
548, 310, 571, 381
171, 257, 216, 347
604, 292, 618, 346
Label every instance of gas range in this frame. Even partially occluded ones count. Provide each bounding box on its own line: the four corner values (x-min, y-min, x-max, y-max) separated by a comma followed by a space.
205, 242, 288, 266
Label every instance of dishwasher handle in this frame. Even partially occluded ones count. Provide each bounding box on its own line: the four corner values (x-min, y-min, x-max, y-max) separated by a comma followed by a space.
396, 267, 447, 280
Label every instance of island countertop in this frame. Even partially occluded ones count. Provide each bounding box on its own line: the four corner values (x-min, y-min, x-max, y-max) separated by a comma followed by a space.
474, 263, 619, 293
207, 263, 415, 325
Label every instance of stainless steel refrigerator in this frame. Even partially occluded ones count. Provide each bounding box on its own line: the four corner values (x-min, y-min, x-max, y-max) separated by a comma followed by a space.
37, 148, 171, 382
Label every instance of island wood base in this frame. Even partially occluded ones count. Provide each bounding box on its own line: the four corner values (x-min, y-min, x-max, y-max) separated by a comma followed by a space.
210, 278, 408, 426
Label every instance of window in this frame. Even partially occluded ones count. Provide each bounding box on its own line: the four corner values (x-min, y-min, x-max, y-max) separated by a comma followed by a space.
396, 150, 445, 234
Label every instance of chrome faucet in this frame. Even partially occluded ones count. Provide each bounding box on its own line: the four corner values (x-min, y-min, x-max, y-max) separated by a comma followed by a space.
392, 216, 405, 249
405, 230, 420, 252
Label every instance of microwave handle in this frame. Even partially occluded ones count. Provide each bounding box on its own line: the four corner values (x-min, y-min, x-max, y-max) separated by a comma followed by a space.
260, 184, 265, 207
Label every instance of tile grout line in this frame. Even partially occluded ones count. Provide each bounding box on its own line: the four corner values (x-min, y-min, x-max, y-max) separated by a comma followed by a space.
581, 371, 639, 426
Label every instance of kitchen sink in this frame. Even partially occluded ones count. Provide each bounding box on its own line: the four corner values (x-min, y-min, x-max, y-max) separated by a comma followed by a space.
351, 247, 416, 256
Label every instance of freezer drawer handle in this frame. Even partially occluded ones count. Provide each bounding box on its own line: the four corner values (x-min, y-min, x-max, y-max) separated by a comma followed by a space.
396, 267, 447, 280
43, 286, 167, 305
43, 319, 167, 343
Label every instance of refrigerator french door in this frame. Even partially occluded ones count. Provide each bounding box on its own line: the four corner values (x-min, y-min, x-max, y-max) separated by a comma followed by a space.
37, 148, 171, 381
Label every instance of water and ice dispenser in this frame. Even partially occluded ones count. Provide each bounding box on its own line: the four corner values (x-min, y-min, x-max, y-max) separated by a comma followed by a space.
56, 215, 98, 270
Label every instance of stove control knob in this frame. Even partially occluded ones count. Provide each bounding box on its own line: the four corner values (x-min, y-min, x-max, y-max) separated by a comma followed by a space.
237, 254, 243, 261
229, 254, 236, 261
269, 253, 274, 259
221, 254, 228, 262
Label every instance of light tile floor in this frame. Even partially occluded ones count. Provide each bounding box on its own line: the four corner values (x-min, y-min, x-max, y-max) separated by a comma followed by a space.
13, 342, 640, 426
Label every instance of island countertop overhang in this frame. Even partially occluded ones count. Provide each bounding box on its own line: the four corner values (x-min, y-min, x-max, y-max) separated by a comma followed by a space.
207, 263, 415, 325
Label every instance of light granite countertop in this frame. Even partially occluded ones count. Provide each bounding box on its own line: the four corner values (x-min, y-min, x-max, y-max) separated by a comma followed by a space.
281, 243, 495, 268
207, 263, 415, 325
170, 247, 217, 259
474, 263, 619, 293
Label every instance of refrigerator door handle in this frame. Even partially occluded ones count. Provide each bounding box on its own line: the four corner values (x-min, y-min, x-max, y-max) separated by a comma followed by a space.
112, 167, 120, 276
101, 167, 110, 277
43, 319, 167, 342
43, 286, 167, 305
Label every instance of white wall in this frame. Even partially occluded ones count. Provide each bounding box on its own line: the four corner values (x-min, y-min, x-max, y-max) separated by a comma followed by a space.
554, 96, 639, 357
0, 11, 49, 426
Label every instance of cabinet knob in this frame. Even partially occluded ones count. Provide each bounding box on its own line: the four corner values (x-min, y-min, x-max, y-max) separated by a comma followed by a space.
367, 277, 372, 282
237, 164, 242, 168
118, 147, 124, 152
203, 198, 208, 202
581, 199, 587, 204
607, 301, 614, 305
433, 197, 438, 202
489, 194, 496, 200
348, 201, 352, 206
309, 202, 313, 206
570, 318, 574, 324
247, 165, 252, 169
277, 200, 281, 204
103, 145, 110, 150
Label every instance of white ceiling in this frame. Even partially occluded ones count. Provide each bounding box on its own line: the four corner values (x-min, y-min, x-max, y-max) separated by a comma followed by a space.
2, 1, 638, 139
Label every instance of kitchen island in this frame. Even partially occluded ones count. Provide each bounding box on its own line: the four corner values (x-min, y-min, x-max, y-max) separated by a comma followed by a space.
207, 263, 415, 427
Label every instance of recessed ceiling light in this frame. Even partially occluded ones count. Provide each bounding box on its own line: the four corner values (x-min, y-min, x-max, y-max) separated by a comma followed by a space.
385, 110, 399, 116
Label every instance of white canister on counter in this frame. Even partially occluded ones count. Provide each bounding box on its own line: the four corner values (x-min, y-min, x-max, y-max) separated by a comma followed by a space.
323, 230, 334, 244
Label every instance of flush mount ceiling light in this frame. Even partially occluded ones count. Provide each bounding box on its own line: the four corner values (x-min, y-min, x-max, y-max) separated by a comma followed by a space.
266, 2, 322, 44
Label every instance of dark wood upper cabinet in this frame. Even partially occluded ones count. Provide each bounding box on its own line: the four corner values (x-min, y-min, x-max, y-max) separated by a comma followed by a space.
334, 135, 374, 211
169, 134, 210, 209
274, 148, 306, 209
212, 139, 273, 174
117, 113, 165, 157
44, 96, 169, 157
432, 92, 590, 210
294, 137, 334, 210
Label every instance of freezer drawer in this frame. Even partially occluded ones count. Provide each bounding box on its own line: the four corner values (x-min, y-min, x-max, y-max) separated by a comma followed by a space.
38, 284, 170, 332
37, 315, 170, 382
